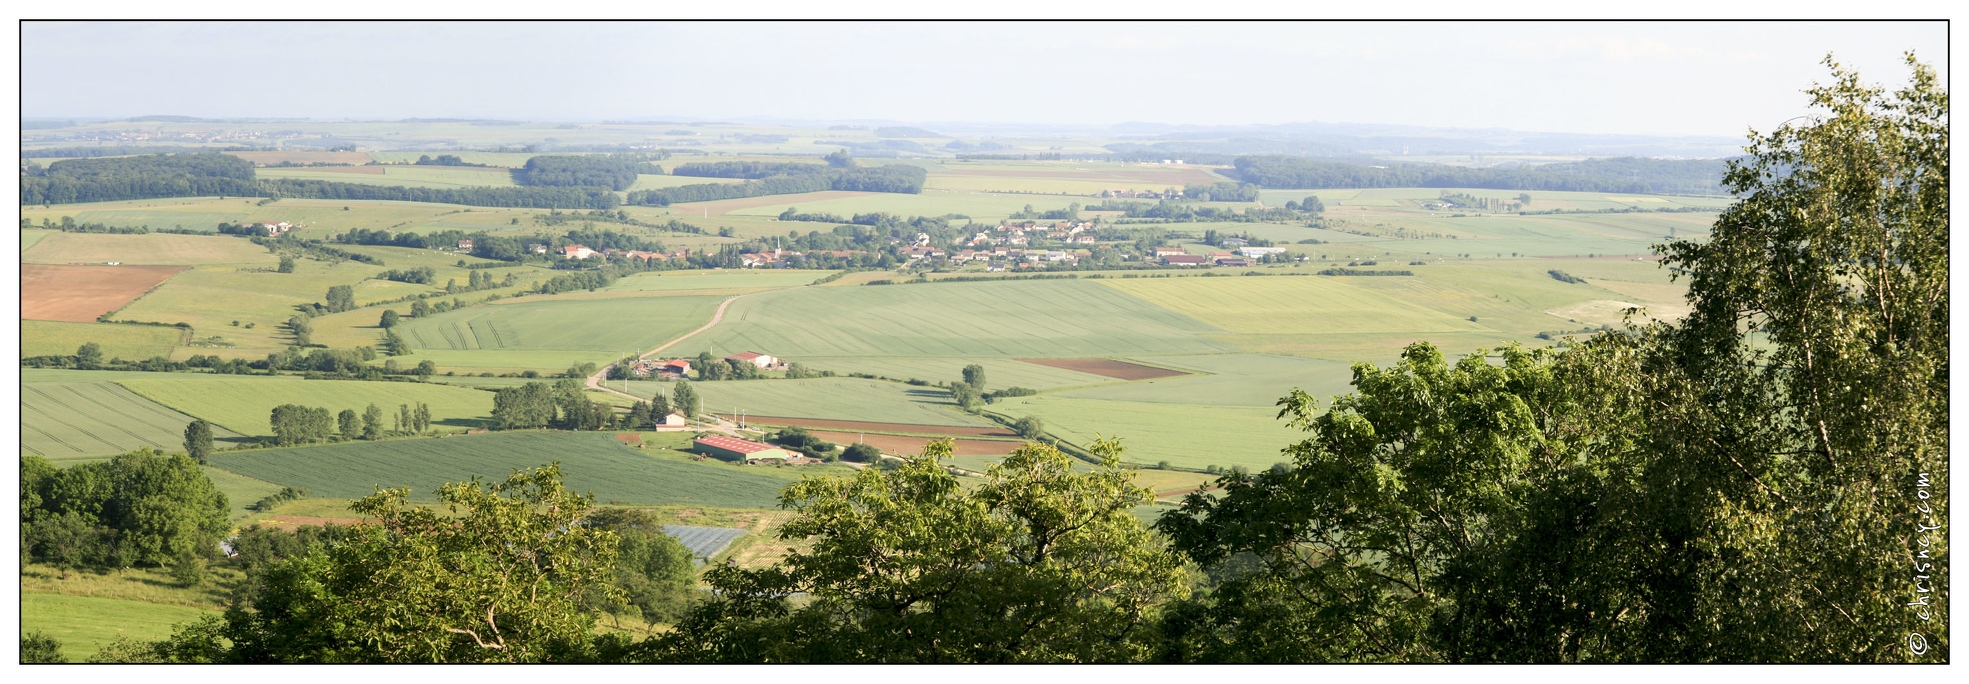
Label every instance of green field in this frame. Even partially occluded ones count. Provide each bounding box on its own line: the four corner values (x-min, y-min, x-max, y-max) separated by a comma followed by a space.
606, 270, 823, 292
365, 151, 541, 167
989, 395, 1301, 471
20, 592, 217, 661
21, 320, 185, 359
375, 348, 627, 374
118, 375, 495, 436
1099, 274, 1491, 337
699, 279, 1229, 359
19, 197, 546, 240
208, 431, 794, 508
397, 294, 724, 353
1054, 354, 1359, 408
627, 174, 748, 191
21, 381, 248, 460
201, 466, 289, 520
622, 377, 995, 428
793, 356, 1118, 390
23, 231, 279, 266
22, 228, 56, 251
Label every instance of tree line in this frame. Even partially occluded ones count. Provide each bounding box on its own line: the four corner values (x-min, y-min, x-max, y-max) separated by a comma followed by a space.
1230, 155, 1729, 194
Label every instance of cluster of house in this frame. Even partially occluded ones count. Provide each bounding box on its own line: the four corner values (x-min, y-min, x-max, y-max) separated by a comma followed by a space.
1097, 188, 1180, 199
255, 221, 294, 236
510, 242, 693, 261
625, 358, 692, 379
964, 222, 1098, 249
1152, 245, 1290, 267
624, 351, 783, 379
693, 434, 825, 466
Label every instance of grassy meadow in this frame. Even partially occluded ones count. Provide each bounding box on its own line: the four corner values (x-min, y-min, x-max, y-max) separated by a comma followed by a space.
118, 375, 495, 436
20, 592, 218, 661
698, 279, 1230, 359
21, 320, 185, 359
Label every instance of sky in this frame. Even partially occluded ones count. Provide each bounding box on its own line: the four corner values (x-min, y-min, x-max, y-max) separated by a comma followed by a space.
19, 21, 1948, 137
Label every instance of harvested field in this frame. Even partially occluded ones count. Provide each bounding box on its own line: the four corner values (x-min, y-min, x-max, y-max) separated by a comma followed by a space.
1018, 357, 1189, 381
21, 264, 185, 322
808, 430, 1024, 457
227, 150, 374, 165
746, 416, 1017, 438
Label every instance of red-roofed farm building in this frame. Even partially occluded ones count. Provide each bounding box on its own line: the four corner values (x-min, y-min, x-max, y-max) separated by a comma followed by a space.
694, 435, 796, 464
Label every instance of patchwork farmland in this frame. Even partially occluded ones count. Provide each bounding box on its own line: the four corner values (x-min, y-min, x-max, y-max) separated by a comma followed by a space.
18, 129, 1730, 651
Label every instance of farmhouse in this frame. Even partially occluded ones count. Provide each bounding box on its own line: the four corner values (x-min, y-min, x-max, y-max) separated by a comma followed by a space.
457, 239, 474, 251
528, 243, 550, 254
1151, 247, 1186, 258
725, 351, 781, 369
256, 221, 293, 236
1163, 254, 1209, 267
1238, 247, 1289, 258
1220, 236, 1249, 247
695, 435, 796, 464
561, 244, 598, 259
651, 412, 690, 430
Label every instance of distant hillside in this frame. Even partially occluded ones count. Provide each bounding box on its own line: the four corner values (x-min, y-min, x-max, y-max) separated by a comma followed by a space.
875, 126, 942, 138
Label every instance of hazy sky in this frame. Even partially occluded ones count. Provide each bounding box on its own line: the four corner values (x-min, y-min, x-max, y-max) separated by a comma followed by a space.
21, 21, 1947, 137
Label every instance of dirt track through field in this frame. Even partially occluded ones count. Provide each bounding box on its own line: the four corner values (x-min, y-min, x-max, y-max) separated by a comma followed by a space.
21, 264, 186, 322
746, 416, 1018, 438
1018, 358, 1189, 381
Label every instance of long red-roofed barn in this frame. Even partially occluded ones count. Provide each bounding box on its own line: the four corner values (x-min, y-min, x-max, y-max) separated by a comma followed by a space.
694, 435, 795, 464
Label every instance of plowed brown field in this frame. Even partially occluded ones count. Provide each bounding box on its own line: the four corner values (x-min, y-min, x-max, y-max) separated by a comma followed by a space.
21, 264, 185, 322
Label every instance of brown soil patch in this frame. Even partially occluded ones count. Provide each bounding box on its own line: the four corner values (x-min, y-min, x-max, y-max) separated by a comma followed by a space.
616, 432, 643, 445
1018, 358, 1189, 381
227, 150, 373, 165
746, 416, 1016, 438
809, 430, 1023, 457
666, 191, 872, 216
21, 264, 186, 322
